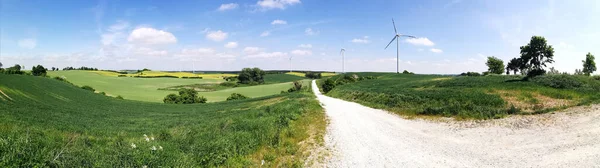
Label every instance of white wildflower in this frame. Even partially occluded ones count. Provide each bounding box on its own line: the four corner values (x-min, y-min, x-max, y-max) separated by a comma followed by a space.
261, 160, 265, 165
159, 146, 163, 150
151, 146, 157, 151
151, 137, 154, 141
143, 134, 147, 137
131, 143, 136, 149
145, 137, 150, 142
142, 165, 147, 168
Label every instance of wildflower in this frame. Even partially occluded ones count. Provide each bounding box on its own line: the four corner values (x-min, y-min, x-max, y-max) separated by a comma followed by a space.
142, 165, 147, 168
159, 146, 163, 150
143, 134, 147, 137
151, 137, 155, 141
261, 160, 265, 165
145, 137, 150, 142
151, 146, 157, 151
131, 143, 136, 149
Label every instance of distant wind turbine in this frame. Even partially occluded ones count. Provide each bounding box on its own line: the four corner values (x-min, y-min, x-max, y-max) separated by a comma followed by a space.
340, 48, 346, 73
385, 18, 416, 73
289, 56, 293, 73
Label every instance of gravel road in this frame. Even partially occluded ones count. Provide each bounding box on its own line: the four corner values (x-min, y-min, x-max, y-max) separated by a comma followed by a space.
311, 80, 600, 167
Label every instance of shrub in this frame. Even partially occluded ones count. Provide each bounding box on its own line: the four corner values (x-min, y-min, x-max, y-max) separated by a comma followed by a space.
163, 89, 207, 104
238, 67, 265, 84
116, 95, 124, 99
219, 82, 238, 87
593, 75, 600, 81
525, 69, 546, 80
81, 85, 95, 92
322, 79, 336, 93
99, 92, 106, 95
402, 70, 414, 74
226, 93, 249, 101
305, 72, 322, 79
223, 76, 238, 81
459, 72, 481, 76
31, 65, 47, 76
117, 75, 127, 77
530, 75, 583, 89
287, 81, 303, 92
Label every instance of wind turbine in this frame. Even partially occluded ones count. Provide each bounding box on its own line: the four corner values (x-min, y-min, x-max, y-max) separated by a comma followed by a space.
340, 48, 346, 73
289, 56, 293, 73
385, 18, 416, 73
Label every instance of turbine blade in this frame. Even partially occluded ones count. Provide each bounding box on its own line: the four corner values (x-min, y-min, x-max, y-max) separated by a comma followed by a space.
384, 36, 397, 49
401, 35, 417, 38
392, 18, 398, 34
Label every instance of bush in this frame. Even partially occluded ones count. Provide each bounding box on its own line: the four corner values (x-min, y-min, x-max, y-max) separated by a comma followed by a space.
223, 76, 238, 82
238, 67, 265, 84
525, 69, 546, 80
305, 72, 322, 79
116, 95, 124, 99
530, 75, 583, 89
31, 65, 47, 76
287, 81, 303, 92
181, 76, 203, 79
117, 75, 127, 77
459, 72, 481, 76
402, 70, 414, 74
226, 93, 249, 101
322, 79, 336, 93
219, 82, 238, 87
81, 85, 95, 92
593, 75, 600, 81
99, 92, 106, 95
163, 89, 207, 104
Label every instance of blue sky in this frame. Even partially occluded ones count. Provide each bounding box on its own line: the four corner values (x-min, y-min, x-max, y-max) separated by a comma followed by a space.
1, 0, 599, 74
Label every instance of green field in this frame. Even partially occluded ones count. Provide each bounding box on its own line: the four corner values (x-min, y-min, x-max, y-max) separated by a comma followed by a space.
0, 74, 325, 167
48, 71, 308, 102
320, 73, 600, 119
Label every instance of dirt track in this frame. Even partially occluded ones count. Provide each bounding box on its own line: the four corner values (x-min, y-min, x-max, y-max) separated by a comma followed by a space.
311, 80, 600, 167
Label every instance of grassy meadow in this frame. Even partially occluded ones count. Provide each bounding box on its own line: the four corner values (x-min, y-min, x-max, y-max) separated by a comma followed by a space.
95, 70, 237, 79
0, 74, 325, 167
48, 71, 309, 102
320, 73, 600, 119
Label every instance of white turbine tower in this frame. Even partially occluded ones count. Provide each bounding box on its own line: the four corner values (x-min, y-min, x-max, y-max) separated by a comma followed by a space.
340, 48, 346, 73
385, 18, 416, 73
289, 56, 293, 73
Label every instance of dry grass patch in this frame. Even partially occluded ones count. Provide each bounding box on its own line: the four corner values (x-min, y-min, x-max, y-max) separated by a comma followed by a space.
492, 90, 573, 113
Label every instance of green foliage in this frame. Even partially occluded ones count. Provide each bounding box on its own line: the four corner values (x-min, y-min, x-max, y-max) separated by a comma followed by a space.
1, 64, 24, 75
163, 89, 207, 104
0, 74, 324, 167
31, 65, 47, 76
321, 79, 336, 93
226, 93, 249, 101
518, 36, 555, 77
99, 92, 106, 95
459, 72, 481, 76
238, 67, 266, 84
263, 74, 306, 84
116, 95, 124, 99
287, 81, 303, 92
582, 52, 597, 76
402, 70, 414, 74
506, 58, 524, 75
321, 73, 600, 119
81, 85, 95, 92
305, 72, 322, 79
223, 76, 238, 81
485, 56, 505, 74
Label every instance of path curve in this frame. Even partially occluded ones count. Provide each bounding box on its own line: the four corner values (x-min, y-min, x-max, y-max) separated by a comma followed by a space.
311, 80, 600, 167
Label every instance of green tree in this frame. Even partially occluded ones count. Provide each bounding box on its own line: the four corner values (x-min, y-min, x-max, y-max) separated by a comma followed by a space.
163, 94, 179, 104
519, 36, 555, 78
226, 93, 249, 101
582, 52, 596, 76
163, 89, 207, 104
506, 58, 521, 75
485, 56, 505, 74
31, 65, 47, 76
237, 67, 265, 84
322, 78, 336, 93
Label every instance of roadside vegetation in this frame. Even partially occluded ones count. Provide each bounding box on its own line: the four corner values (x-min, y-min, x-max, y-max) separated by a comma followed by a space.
320, 36, 599, 119
0, 74, 325, 167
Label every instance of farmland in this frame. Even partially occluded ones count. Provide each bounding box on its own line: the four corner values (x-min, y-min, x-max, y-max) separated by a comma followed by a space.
47, 71, 309, 102
320, 73, 600, 119
0, 74, 325, 167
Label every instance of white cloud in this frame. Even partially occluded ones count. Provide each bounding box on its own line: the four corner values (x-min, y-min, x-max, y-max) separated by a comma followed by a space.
130, 47, 168, 56
108, 20, 129, 32
127, 27, 177, 45
260, 31, 271, 37
18, 38, 37, 49
351, 36, 370, 44
206, 30, 228, 42
256, 0, 301, 10
246, 51, 287, 58
177, 48, 216, 57
243, 47, 263, 54
291, 49, 312, 56
305, 28, 318, 36
224, 42, 238, 48
430, 48, 443, 53
405, 37, 435, 46
218, 3, 239, 11
298, 44, 312, 48
271, 19, 287, 25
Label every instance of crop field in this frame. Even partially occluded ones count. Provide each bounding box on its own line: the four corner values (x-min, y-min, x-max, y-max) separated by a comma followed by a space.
320, 73, 600, 119
48, 71, 308, 102
0, 74, 326, 167
285, 72, 337, 77
94, 70, 237, 79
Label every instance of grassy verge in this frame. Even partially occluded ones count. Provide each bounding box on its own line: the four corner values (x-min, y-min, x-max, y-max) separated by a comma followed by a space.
0, 74, 325, 167
318, 73, 600, 119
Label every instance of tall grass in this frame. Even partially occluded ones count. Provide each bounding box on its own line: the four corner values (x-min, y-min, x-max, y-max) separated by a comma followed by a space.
0, 74, 325, 167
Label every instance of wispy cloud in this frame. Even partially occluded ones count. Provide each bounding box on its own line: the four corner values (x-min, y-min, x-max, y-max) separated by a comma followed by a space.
305, 28, 318, 36
206, 30, 228, 42
218, 3, 239, 11
351, 36, 370, 44
224, 42, 238, 48
430, 48, 443, 53
18, 38, 37, 49
298, 44, 312, 48
271, 19, 287, 25
405, 37, 435, 46
256, 0, 301, 11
